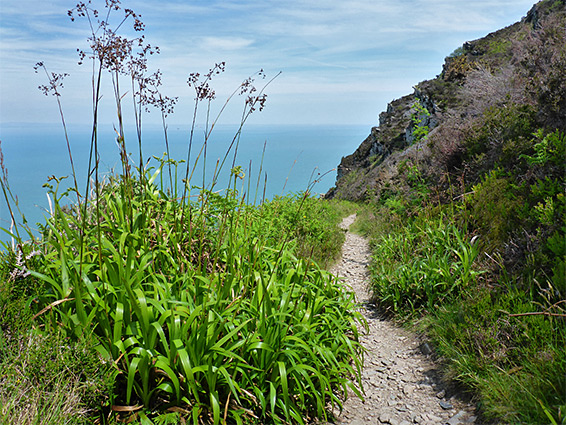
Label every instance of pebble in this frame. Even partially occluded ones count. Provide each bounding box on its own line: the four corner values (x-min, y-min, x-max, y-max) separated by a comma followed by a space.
420, 342, 433, 355
427, 414, 442, 422
447, 410, 466, 425
403, 384, 415, 395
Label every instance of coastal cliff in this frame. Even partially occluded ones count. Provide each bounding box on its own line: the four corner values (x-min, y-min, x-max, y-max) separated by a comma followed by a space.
325, 2, 565, 422
327, 0, 566, 202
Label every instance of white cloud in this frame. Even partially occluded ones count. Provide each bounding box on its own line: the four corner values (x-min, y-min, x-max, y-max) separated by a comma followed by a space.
0, 0, 538, 126
200, 36, 255, 51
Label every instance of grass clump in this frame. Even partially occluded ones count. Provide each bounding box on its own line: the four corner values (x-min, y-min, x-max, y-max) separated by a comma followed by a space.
0, 249, 114, 425
13, 171, 363, 424
369, 214, 480, 316
253, 195, 355, 268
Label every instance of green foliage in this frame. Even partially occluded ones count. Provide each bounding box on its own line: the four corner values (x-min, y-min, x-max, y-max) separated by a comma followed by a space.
324, 198, 359, 219
0, 250, 40, 342
488, 38, 512, 55
383, 196, 407, 217
369, 215, 480, 316
1, 170, 363, 424
410, 100, 431, 144
348, 202, 397, 239
367, 191, 565, 423
464, 169, 526, 251
427, 287, 566, 425
363, 120, 565, 424
464, 103, 537, 175
254, 193, 347, 268
521, 129, 566, 168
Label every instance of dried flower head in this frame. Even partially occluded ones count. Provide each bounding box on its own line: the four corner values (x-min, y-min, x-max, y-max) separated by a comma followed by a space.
68, 0, 158, 74
187, 62, 226, 101
34, 62, 69, 97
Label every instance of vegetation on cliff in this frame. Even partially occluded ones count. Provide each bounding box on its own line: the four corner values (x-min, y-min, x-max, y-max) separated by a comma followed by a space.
333, 0, 565, 423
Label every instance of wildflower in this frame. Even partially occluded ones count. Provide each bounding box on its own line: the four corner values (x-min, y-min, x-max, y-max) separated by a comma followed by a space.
9, 247, 40, 281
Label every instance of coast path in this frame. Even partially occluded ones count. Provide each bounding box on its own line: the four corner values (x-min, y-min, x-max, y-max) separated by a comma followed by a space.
326, 214, 479, 425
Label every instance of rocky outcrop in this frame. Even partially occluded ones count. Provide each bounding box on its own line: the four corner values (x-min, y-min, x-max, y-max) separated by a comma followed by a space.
327, 87, 439, 201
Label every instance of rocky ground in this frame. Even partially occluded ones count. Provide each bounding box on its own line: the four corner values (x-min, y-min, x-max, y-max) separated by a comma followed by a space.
326, 214, 480, 425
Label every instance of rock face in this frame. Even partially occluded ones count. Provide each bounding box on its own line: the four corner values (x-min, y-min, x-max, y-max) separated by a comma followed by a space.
326, 87, 439, 201
325, 0, 565, 202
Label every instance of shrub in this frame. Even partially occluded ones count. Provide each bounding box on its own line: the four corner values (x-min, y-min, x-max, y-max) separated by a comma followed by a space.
464, 169, 526, 252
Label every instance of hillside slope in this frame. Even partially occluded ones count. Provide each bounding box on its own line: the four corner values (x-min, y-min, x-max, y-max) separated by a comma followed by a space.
327, 0, 565, 202
327, 1, 565, 423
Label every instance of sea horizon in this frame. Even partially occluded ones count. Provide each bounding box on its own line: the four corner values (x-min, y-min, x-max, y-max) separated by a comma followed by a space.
0, 122, 369, 245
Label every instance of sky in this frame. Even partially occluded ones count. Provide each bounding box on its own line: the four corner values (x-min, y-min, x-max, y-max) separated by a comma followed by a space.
0, 0, 538, 127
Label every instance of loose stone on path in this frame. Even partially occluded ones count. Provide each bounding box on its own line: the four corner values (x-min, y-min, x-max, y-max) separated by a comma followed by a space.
321, 214, 479, 425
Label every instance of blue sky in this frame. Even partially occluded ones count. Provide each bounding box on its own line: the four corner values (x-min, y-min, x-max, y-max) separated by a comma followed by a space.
0, 0, 537, 127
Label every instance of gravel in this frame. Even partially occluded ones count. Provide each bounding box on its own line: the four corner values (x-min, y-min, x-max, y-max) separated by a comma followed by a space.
318, 214, 479, 425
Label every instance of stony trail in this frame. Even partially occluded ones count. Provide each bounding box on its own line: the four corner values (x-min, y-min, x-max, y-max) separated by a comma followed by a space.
326, 214, 479, 425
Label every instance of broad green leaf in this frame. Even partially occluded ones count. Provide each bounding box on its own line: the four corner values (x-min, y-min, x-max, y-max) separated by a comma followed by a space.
155, 356, 180, 402
126, 356, 141, 404
210, 390, 220, 425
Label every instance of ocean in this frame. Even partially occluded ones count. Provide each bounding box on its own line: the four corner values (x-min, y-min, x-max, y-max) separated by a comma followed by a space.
0, 123, 368, 245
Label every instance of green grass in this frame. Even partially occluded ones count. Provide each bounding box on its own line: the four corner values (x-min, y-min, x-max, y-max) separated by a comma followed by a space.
253, 195, 357, 268
368, 214, 480, 317
426, 287, 566, 424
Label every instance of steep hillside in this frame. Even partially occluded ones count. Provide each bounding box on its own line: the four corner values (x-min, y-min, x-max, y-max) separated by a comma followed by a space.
328, 1, 565, 423
327, 0, 565, 202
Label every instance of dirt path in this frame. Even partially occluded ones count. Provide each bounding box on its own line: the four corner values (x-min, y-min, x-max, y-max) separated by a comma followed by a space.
327, 214, 479, 425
